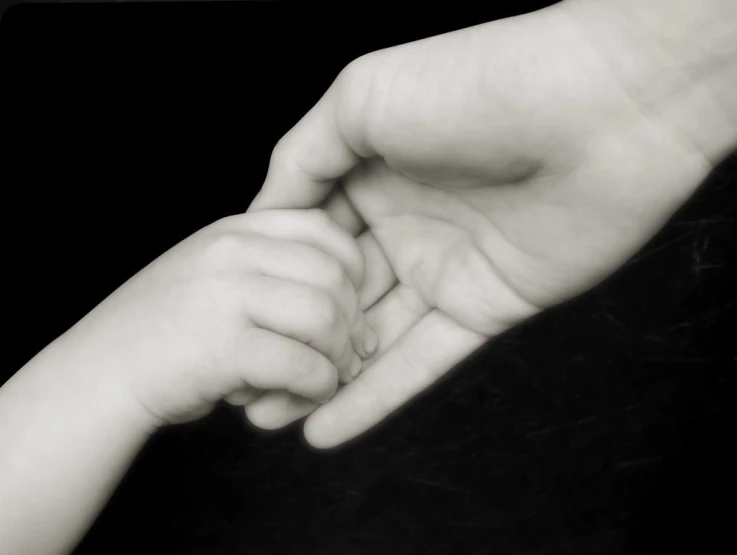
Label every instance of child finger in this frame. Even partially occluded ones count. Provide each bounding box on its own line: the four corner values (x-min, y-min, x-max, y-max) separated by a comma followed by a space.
231, 328, 338, 403
244, 390, 318, 431
229, 208, 366, 293
242, 276, 360, 383
224, 387, 263, 406
246, 238, 376, 360
320, 186, 366, 236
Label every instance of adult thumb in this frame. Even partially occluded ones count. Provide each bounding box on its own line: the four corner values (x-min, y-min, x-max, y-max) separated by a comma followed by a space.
248, 58, 375, 212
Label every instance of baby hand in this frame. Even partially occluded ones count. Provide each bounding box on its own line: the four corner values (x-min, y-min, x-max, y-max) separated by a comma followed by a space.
68, 209, 376, 427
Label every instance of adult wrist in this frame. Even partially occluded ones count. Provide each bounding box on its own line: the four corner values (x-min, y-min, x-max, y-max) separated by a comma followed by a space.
559, 0, 737, 165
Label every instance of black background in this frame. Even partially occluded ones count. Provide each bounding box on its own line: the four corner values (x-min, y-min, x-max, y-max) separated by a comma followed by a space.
1, 2, 735, 554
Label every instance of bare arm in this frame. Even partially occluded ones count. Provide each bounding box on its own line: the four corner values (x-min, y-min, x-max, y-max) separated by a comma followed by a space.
0, 327, 155, 555
563, 0, 737, 164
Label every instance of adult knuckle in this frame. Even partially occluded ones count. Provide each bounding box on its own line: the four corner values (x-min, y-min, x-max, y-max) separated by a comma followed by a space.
398, 342, 430, 375
269, 134, 292, 165
337, 54, 373, 89
269, 136, 325, 186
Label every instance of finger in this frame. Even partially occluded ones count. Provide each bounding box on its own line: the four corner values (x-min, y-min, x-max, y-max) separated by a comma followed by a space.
245, 390, 318, 431
225, 328, 339, 403
362, 283, 430, 364
302, 190, 397, 310
303, 310, 489, 449
342, 157, 540, 336
224, 388, 263, 406
320, 185, 366, 237
248, 86, 362, 213
228, 233, 381, 405
242, 276, 361, 384
244, 281, 427, 431
356, 230, 397, 311
245, 237, 377, 363
233, 208, 367, 293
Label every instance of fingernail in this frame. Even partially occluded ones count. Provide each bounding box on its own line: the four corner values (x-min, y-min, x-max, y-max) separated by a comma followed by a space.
363, 327, 378, 357
350, 353, 363, 378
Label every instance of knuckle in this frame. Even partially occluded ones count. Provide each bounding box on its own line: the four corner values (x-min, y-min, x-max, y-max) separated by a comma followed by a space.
346, 241, 366, 287
291, 351, 337, 397
269, 134, 291, 165
306, 207, 334, 228
270, 135, 325, 186
316, 364, 339, 398
202, 231, 244, 264
398, 342, 433, 379
334, 54, 377, 143
211, 213, 246, 230
290, 347, 315, 376
337, 54, 372, 89
307, 291, 342, 331
321, 256, 348, 290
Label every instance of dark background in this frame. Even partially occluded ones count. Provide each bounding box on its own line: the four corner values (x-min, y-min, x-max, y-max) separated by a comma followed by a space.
2, 2, 735, 554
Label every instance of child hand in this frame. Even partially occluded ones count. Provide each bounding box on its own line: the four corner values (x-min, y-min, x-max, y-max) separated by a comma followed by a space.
67, 209, 377, 427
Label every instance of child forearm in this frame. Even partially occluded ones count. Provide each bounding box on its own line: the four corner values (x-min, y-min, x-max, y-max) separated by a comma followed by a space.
0, 327, 156, 555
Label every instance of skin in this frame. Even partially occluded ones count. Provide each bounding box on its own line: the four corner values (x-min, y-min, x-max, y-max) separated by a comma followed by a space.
244, 0, 737, 447
1, 1, 735, 552
0, 209, 374, 555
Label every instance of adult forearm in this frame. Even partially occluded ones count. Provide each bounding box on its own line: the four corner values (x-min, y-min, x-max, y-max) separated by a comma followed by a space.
562, 0, 737, 164
0, 331, 155, 555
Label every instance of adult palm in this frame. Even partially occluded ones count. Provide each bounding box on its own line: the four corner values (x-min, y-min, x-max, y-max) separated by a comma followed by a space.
244, 0, 734, 447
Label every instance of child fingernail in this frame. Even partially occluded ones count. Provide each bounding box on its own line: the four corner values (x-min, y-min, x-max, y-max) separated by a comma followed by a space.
350, 353, 363, 378
364, 327, 378, 356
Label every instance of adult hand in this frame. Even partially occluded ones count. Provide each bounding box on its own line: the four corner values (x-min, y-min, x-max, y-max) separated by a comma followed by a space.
244, 0, 737, 447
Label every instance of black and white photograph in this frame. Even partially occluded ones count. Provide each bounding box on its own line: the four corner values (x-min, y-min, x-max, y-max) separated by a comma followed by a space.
1, 1, 735, 553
